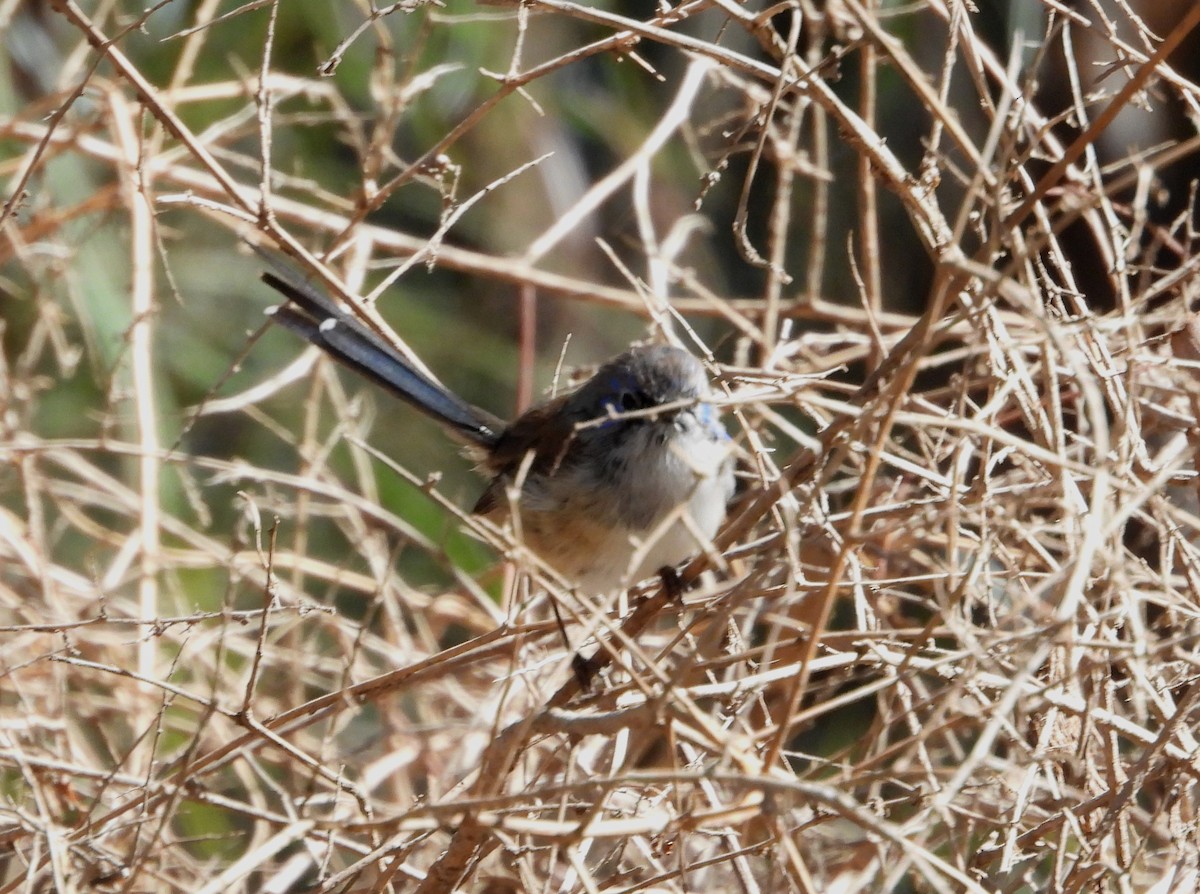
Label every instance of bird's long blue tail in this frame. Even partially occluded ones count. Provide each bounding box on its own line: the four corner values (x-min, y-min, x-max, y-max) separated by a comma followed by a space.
260, 259, 501, 448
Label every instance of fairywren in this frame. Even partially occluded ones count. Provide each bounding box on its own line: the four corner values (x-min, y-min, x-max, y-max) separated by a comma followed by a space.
261, 261, 734, 592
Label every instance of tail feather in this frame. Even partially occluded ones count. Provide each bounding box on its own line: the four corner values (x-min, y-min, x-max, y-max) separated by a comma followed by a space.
261, 266, 501, 448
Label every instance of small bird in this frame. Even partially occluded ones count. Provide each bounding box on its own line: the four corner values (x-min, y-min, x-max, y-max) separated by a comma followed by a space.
261, 259, 735, 592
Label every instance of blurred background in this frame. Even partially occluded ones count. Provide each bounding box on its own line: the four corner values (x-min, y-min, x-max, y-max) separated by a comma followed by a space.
2, 0, 1200, 890
4, 0, 1197, 598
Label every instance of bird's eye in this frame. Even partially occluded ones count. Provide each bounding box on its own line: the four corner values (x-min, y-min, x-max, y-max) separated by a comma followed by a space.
620, 390, 646, 411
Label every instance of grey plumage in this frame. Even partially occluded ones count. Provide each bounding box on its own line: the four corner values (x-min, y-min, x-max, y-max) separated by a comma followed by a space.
262, 262, 734, 590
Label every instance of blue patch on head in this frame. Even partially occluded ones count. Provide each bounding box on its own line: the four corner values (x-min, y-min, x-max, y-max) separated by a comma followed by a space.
608, 373, 634, 393
598, 395, 629, 428
697, 402, 729, 438
598, 372, 640, 424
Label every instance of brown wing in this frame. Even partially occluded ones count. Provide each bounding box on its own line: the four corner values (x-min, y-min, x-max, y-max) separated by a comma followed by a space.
471, 395, 577, 516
